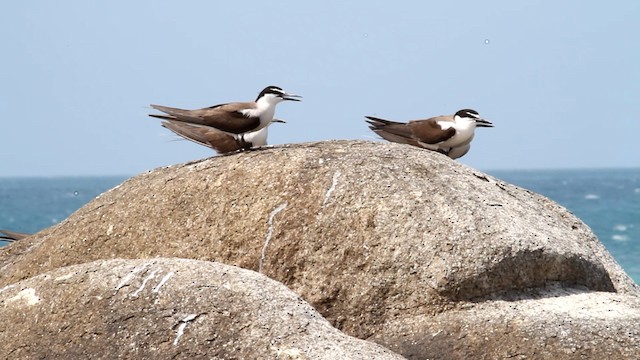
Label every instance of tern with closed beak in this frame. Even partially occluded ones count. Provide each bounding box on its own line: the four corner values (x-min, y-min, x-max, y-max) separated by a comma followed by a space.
149, 85, 301, 145
365, 109, 493, 159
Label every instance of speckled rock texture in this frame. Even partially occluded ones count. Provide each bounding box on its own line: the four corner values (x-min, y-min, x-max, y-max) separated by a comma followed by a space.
1, 140, 639, 359
0, 258, 404, 359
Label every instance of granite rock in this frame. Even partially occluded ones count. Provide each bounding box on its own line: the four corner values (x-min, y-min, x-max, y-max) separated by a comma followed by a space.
0, 258, 404, 359
1, 140, 638, 358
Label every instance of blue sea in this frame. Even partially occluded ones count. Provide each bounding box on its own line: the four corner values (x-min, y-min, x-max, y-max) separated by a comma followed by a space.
489, 168, 640, 284
1, 169, 639, 283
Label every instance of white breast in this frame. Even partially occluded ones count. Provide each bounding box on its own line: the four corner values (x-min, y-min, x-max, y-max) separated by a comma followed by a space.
243, 127, 269, 147
241, 97, 277, 132
447, 143, 471, 159
438, 120, 476, 148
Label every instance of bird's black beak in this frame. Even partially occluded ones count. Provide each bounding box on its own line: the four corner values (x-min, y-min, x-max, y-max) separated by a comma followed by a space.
272, 118, 287, 123
475, 118, 494, 128
282, 92, 302, 102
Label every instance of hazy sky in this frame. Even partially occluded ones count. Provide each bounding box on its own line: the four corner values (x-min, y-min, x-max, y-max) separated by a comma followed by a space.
2, 1, 639, 176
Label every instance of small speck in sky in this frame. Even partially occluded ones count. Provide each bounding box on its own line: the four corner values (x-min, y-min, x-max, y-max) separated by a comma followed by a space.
484, 39, 490, 45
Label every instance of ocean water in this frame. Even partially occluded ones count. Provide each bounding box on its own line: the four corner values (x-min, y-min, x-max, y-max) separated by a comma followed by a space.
0, 176, 127, 234
1, 170, 639, 283
488, 168, 640, 283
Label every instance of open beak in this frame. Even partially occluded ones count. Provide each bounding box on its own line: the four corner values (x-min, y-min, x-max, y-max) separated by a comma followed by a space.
475, 118, 494, 128
282, 93, 302, 102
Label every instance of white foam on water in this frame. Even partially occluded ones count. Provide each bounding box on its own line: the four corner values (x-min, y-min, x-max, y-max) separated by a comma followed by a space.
613, 224, 628, 232
612, 234, 629, 242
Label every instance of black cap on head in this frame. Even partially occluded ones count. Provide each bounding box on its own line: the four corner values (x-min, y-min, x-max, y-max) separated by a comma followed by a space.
455, 109, 480, 118
256, 85, 301, 102
256, 86, 285, 101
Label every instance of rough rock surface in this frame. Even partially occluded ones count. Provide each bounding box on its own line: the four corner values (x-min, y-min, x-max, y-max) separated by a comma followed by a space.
374, 288, 640, 359
1, 140, 639, 358
0, 258, 404, 360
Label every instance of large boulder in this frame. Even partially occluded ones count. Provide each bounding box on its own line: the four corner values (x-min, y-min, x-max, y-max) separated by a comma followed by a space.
1, 140, 639, 358
0, 258, 404, 359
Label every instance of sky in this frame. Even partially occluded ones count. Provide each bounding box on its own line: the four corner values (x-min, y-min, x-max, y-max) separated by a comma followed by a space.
1, 1, 639, 176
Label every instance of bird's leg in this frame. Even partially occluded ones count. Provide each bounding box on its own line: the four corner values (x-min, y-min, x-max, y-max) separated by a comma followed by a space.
236, 134, 253, 151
